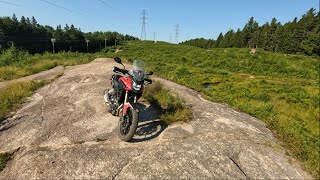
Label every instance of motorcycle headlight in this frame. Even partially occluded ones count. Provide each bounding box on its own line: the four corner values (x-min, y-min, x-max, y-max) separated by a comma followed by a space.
132, 81, 141, 91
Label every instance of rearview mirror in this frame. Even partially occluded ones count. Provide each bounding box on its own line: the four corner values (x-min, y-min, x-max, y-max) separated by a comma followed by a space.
114, 57, 122, 64
147, 71, 153, 76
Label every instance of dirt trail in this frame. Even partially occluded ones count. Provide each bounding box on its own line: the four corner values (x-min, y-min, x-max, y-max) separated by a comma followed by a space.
0, 58, 312, 179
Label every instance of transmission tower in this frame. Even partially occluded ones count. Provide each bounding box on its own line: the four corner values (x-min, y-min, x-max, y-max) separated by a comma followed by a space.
140, 9, 147, 40
175, 24, 179, 44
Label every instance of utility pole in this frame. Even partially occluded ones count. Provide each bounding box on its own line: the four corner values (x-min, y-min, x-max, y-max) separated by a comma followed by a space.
86, 39, 90, 53
175, 24, 179, 44
140, 9, 147, 40
104, 38, 107, 48
51, 38, 56, 53
154, 32, 156, 43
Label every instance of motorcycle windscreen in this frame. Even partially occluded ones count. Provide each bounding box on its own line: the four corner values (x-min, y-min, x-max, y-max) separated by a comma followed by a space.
131, 60, 145, 82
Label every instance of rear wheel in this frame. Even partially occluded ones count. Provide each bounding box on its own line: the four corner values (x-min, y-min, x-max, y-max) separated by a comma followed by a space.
117, 108, 138, 142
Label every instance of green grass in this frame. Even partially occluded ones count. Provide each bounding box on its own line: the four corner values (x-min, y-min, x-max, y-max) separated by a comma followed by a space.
143, 81, 191, 124
0, 47, 97, 80
0, 81, 49, 121
105, 41, 320, 178
0, 153, 10, 172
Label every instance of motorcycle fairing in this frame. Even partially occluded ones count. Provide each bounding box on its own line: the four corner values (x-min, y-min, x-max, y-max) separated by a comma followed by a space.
119, 76, 132, 91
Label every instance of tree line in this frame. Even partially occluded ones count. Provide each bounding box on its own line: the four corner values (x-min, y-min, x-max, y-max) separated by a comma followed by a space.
181, 8, 320, 56
0, 14, 138, 54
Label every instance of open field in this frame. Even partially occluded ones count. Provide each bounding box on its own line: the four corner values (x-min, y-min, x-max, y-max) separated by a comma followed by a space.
0, 58, 312, 179
0, 41, 318, 177
104, 41, 320, 177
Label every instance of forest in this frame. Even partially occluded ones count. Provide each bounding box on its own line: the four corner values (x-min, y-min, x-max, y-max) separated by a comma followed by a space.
0, 14, 138, 54
181, 8, 320, 56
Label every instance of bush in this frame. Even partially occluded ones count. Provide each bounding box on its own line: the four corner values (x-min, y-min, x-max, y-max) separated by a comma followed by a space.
0, 46, 29, 66
144, 81, 191, 124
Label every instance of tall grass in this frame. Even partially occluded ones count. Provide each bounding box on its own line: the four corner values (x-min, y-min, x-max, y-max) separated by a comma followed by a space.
0, 81, 48, 121
0, 153, 10, 172
143, 81, 191, 124
0, 47, 97, 80
105, 41, 320, 178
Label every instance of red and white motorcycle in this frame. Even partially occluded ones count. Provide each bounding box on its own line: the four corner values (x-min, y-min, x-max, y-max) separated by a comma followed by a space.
104, 57, 153, 141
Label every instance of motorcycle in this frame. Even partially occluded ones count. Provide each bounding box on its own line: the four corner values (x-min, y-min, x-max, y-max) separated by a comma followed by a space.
104, 57, 153, 142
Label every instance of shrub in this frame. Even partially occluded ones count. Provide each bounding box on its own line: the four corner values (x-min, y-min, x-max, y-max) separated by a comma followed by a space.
144, 81, 191, 124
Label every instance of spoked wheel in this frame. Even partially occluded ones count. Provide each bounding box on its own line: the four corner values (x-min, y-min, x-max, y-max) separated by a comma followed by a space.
118, 108, 138, 142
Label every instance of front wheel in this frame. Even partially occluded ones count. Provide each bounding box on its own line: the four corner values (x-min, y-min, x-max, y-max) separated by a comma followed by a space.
117, 108, 138, 142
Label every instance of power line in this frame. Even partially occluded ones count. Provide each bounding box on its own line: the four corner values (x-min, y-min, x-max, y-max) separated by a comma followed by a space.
140, 9, 147, 40
39, 0, 86, 16
39, 0, 73, 12
0, 0, 22, 7
97, 0, 112, 8
0, 36, 51, 41
0, 35, 121, 43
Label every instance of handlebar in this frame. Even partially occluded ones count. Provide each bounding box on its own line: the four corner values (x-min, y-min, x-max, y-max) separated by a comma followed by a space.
113, 66, 128, 74
144, 79, 152, 84
113, 66, 152, 85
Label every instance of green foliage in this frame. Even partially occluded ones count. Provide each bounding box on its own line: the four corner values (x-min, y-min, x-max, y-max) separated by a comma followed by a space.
106, 41, 320, 178
0, 47, 97, 80
183, 8, 320, 56
0, 46, 30, 66
0, 81, 48, 122
181, 38, 215, 48
0, 153, 10, 172
0, 14, 138, 54
144, 81, 191, 124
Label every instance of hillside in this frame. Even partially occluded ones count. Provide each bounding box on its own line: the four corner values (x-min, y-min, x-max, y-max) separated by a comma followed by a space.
105, 41, 320, 177
0, 58, 312, 179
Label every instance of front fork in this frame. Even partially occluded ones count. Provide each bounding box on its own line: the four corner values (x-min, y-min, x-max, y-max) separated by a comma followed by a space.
122, 91, 137, 116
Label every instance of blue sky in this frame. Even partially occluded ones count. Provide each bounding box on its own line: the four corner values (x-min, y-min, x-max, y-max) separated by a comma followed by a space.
0, 0, 318, 42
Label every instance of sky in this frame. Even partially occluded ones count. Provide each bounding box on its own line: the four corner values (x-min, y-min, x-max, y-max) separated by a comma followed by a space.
0, 0, 319, 42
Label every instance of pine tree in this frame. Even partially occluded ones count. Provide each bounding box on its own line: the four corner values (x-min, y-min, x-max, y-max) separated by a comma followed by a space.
216, 33, 223, 47
299, 8, 318, 55
12, 14, 18, 23
31, 16, 38, 27
232, 29, 243, 48
242, 17, 258, 48
265, 18, 280, 51
26, 17, 31, 25
20, 16, 26, 24
220, 30, 234, 48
